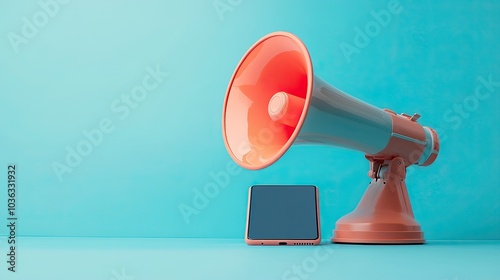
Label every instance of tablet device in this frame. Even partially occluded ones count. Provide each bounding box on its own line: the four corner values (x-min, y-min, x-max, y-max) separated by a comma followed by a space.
245, 185, 321, 245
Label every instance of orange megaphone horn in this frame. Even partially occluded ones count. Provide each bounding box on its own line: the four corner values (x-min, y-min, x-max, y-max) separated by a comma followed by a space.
222, 32, 440, 244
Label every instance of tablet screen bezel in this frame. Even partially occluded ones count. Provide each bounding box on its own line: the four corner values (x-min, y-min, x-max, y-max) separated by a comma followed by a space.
245, 185, 321, 245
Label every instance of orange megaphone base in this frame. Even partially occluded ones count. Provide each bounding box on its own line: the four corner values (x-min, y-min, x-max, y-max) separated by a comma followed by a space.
332, 157, 425, 244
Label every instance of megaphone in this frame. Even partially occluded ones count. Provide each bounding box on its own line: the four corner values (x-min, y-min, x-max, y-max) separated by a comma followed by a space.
222, 32, 440, 244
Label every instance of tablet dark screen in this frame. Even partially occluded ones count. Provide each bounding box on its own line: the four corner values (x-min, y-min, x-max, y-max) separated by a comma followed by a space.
247, 185, 319, 240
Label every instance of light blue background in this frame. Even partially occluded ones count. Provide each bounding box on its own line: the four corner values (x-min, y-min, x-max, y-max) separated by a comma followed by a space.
0, 0, 499, 240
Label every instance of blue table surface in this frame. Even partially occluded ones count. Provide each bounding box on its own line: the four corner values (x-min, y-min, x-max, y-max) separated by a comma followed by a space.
0, 238, 499, 280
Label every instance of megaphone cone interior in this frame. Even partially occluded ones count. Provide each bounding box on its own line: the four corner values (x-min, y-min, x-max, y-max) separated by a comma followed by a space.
222, 32, 313, 170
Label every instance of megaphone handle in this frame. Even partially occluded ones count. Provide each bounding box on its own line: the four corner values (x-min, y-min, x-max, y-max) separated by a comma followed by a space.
332, 156, 423, 243
365, 157, 415, 219
366, 156, 406, 181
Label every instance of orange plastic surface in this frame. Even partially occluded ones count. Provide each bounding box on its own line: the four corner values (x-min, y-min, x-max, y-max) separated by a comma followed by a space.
222, 32, 313, 170
332, 157, 425, 244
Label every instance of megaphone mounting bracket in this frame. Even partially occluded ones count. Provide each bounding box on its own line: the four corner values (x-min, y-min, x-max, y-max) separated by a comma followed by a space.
366, 156, 406, 181
332, 155, 424, 244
